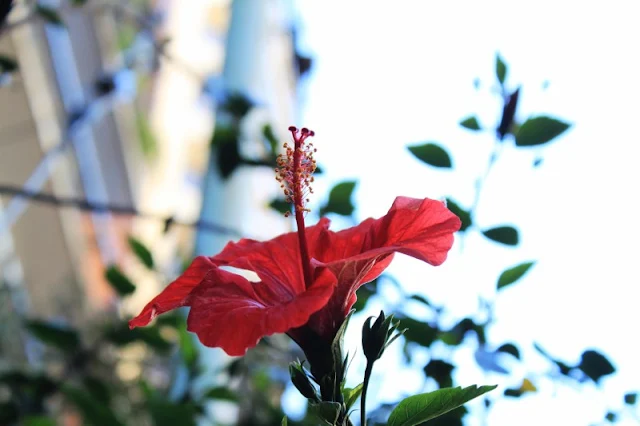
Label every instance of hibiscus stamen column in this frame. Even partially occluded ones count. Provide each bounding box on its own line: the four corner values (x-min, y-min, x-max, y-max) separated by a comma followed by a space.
276, 126, 317, 288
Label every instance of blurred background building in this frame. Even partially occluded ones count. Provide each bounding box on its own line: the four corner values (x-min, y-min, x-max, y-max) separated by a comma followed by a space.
0, 0, 298, 366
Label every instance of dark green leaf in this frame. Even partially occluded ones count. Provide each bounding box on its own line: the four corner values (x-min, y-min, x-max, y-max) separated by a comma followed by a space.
269, 198, 291, 215
496, 54, 507, 84
25, 320, 80, 351
503, 388, 522, 398
497, 88, 520, 140
387, 385, 497, 426
211, 125, 240, 179
105, 323, 172, 352
515, 116, 571, 147
497, 261, 535, 290
624, 393, 637, 405
262, 124, 279, 156
83, 376, 111, 403
127, 236, 154, 269
23, 416, 56, 426
320, 180, 356, 217
496, 343, 520, 359
104, 265, 136, 296
408, 294, 431, 307
0, 402, 18, 425
148, 400, 197, 426
408, 143, 452, 168
459, 116, 481, 131
178, 323, 198, 368
578, 350, 615, 384
445, 198, 472, 232
424, 359, 455, 389
533, 343, 573, 376
309, 401, 341, 425
220, 92, 254, 119
0, 55, 18, 73
398, 317, 438, 348
63, 385, 123, 426
36, 6, 64, 26
439, 318, 476, 347
204, 386, 238, 402
482, 226, 519, 246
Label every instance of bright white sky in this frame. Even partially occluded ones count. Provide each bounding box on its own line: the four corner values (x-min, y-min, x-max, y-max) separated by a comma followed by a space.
280, 1, 640, 425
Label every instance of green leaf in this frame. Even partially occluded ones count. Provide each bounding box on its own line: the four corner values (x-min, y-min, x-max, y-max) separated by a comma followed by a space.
408, 294, 432, 307
23, 417, 56, 426
408, 143, 452, 168
83, 376, 111, 403
262, 124, 279, 156
220, 92, 254, 119
281, 416, 288, 426
36, 6, 64, 27
148, 400, 197, 426
482, 226, 519, 246
269, 198, 291, 215
343, 383, 364, 410
104, 265, 136, 296
320, 180, 357, 216
424, 359, 455, 389
496, 343, 520, 359
25, 320, 80, 351
496, 54, 507, 84
533, 343, 573, 376
105, 323, 172, 352
387, 385, 497, 426
578, 350, 615, 384
497, 261, 535, 290
63, 385, 123, 426
459, 116, 481, 131
135, 109, 158, 160
204, 387, 238, 402
515, 116, 571, 147
309, 401, 341, 425
445, 198, 472, 232
398, 317, 438, 348
0, 55, 18, 73
624, 392, 637, 405
211, 125, 241, 179
127, 236, 154, 269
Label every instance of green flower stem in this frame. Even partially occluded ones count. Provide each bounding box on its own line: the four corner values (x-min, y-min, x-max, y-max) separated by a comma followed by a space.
360, 360, 374, 426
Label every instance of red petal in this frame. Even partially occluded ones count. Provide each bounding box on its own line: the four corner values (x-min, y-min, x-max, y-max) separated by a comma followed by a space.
129, 256, 215, 329
186, 266, 336, 356
212, 218, 331, 294
308, 197, 461, 324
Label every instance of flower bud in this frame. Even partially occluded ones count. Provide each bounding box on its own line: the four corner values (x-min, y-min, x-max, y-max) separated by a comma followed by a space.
362, 311, 404, 363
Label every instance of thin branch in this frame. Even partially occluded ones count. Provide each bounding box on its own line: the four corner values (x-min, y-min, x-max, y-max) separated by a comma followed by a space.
0, 184, 240, 237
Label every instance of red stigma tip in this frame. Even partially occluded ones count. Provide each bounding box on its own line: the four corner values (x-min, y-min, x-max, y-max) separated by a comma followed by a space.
288, 126, 297, 132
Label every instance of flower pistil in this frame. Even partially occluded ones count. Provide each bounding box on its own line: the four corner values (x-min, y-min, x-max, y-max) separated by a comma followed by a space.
275, 126, 317, 288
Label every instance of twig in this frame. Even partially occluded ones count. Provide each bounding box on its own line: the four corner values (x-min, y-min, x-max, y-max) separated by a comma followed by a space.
0, 184, 240, 237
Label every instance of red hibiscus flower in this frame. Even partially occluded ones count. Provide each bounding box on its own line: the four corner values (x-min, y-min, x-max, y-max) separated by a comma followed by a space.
129, 127, 461, 359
